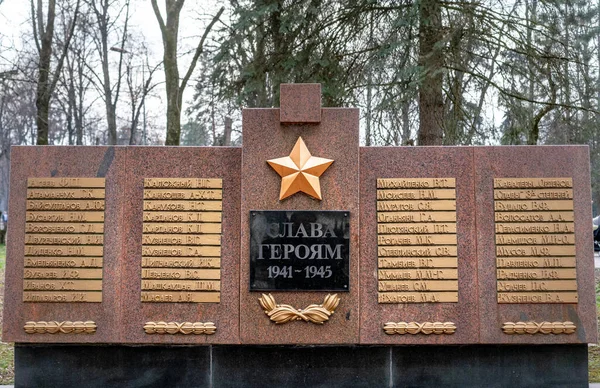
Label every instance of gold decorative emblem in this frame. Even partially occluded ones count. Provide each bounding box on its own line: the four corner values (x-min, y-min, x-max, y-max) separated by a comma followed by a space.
383, 321, 456, 335
502, 321, 575, 335
24, 321, 97, 334
143, 321, 216, 335
267, 137, 333, 200
258, 293, 340, 324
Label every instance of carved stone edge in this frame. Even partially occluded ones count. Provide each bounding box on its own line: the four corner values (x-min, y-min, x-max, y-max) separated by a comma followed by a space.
258, 293, 340, 324
383, 321, 456, 335
24, 321, 97, 334
143, 321, 216, 335
502, 321, 576, 335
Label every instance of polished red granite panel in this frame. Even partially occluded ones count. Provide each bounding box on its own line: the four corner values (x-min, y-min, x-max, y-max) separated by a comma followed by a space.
3, 146, 125, 343
280, 84, 321, 124
475, 146, 597, 344
120, 147, 241, 344
240, 107, 359, 344
359, 147, 479, 344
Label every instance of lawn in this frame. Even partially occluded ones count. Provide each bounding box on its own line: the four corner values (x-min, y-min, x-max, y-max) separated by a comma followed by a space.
0, 243, 14, 385
590, 269, 600, 382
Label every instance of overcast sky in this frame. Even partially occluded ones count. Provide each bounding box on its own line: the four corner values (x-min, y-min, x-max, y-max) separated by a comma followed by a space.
0, 0, 227, 142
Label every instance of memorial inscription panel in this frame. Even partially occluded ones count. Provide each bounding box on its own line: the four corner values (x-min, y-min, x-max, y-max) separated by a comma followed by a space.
494, 177, 577, 304
249, 210, 350, 291
24, 178, 105, 303
141, 178, 222, 303
376, 178, 458, 303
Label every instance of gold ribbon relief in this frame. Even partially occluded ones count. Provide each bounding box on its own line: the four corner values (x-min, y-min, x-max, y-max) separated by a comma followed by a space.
24, 321, 97, 334
258, 293, 340, 324
143, 321, 216, 335
383, 321, 456, 335
502, 321, 576, 335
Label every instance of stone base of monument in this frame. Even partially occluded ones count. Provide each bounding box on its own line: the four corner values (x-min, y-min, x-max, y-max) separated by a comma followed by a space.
15, 344, 587, 387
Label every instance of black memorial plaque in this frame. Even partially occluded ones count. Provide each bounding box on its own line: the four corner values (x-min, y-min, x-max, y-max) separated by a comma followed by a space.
249, 211, 350, 291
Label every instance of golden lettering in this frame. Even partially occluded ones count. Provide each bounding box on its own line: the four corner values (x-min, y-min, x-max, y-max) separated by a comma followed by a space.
141, 178, 223, 303
377, 292, 458, 303
378, 257, 457, 269
23, 291, 103, 302
378, 234, 456, 246
494, 178, 572, 189
144, 178, 222, 189
27, 177, 106, 188
378, 269, 458, 280
23, 177, 106, 302
140, 292, 220, 303
377, 222, 456, 234
377, 178, 456, 189
141, 280, 220, 291
378, 280, 458, 292
376, 177, 458, 304
497, 292, 577, 303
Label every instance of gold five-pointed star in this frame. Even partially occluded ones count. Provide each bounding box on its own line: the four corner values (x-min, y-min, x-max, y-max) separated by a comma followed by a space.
267, 137, 334, 200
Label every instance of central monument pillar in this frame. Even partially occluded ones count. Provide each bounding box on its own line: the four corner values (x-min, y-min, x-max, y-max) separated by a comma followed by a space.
240, 84, 360, 343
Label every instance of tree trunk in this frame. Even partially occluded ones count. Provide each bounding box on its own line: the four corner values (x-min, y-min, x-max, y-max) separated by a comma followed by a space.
417, 0, 444, 146
152, 1, 223, 145
33, 0, 80, 145
75, 61, 84, 145
101, 47, 117, 145
223, 116, 232, 146
35, 0, 56, 145
155, 0, 183, 145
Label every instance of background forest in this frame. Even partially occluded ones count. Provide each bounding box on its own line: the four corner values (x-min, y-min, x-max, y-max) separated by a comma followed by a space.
1, 0, 599, 214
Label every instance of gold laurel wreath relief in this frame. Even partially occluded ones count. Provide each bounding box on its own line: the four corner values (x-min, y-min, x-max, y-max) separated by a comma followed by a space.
383, 321, 456, 335
143, 321, 216, 335
258, 293, 340, 324
502, 321, 576, 335
24, 321, 97, 334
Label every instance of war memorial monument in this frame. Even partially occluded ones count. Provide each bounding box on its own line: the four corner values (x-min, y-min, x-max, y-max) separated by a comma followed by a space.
2, 84, 596, 387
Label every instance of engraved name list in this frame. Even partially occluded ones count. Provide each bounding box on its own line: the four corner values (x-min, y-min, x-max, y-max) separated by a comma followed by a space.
494, 178, 577, 303
141, 178, 222, 303
24, 178, 105, 303
376, 178, 458, 304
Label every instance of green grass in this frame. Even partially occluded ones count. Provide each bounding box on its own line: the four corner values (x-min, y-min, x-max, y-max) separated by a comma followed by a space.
590, 269, 600, 382
0, 244, 5, 270
0, 342, 13, 384
0, 243, 14, 385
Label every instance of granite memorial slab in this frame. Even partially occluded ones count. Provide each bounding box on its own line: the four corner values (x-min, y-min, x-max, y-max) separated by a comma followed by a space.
359, 146, 478, 344
239, 85, 360, 344
474, 146, 597, 344
3, 146, 126, 343
120, 147, 241, 344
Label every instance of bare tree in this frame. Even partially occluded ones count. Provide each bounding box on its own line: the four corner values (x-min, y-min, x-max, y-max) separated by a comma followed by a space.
87, 0, 130, 145
31, 0, 81, 145
151, 0, 224, 145
125, 45, 160, 145
54, 5, 97, 145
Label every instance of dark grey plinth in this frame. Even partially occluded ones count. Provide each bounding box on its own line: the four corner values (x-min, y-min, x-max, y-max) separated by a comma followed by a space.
15, 344, 588, 388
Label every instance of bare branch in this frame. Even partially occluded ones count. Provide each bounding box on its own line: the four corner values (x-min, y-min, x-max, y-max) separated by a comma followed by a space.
179, 7, 224, 100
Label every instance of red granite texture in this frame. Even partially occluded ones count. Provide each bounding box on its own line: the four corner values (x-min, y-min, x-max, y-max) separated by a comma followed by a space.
240, 107, 359, 344
120, 147, 241, 344
359, 147, 479, 344
475, 146, 597, 344
279, 84, 321, 124
2, 146, 125, 343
